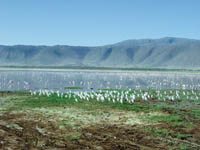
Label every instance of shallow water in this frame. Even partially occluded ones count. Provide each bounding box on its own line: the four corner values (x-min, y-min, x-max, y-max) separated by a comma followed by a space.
0, 70, 200, 91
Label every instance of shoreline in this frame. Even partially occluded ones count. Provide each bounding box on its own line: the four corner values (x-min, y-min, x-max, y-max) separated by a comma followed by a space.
0, 67, 200, 74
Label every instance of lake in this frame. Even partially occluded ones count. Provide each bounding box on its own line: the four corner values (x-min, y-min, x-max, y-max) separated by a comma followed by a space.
0, 69, 200, 91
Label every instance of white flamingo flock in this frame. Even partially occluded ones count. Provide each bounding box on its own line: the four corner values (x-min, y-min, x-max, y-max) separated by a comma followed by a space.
30, 89, 200, 104
1, 70, 200, 105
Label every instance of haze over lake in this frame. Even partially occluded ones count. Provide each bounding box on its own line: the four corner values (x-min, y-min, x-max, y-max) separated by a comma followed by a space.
0, 70, 200, 91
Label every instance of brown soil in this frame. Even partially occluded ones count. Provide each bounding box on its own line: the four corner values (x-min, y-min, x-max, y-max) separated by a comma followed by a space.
0, 112, 164, 150
1, 92, 200, 150
1, 111, 200, 150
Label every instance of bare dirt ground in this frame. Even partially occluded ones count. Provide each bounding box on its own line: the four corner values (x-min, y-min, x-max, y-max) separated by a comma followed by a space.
0, 92, 200, 150
0, 112, 169, 150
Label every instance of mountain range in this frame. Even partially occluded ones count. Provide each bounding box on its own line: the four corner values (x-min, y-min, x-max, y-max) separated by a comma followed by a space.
0, 37, 200, 69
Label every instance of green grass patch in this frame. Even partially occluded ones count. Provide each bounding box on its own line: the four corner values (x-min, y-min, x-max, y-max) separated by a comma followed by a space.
155, 129, 169, 136
146, 128, 170, 137
64, 86, 84, 90
172, 121, 186, 127
149, 115, 182, 123
191, 110, 200, 119
20, 95, 77, 108
98, 88, 122, 91
18, 93, 163, 113
179, 144, 191, 150
5, 89, 200, 116
145, 127, 154, 133
176, 133, 187, 140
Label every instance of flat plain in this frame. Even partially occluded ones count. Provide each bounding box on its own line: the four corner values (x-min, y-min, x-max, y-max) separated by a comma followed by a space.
0, 88, 200, 150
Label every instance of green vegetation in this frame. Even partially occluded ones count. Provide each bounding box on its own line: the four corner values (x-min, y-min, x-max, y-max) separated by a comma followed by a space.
176, 133, 187, 139
18, 93, 161, 113
149, 115, 182, 123
98, 88, 122, 91
1, 90, 200, 150
15, 89, 199, 115
64, 86, 84, 90
179, 144, 190, 150
172, 121, 186, 127
191, 110, 200, 120
155, 129, 169, 136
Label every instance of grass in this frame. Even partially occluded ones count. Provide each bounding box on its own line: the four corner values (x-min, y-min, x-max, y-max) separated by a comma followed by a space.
171, 121, 186, 127
146, 128, 170, 137
98, 88, 122, 91
64, 86, 84, 90
2, 90, 199, 121
191, 110, 200, 120
19, 93, 163, 113
176, 133, 187, 139
2, 90, 200, 126
1, 90, 200, 150
16, 89, 200, 115
155, 129, 169, 136
179, 144, 191, 150
149, 115, 183, 123
20, 95, 77, 108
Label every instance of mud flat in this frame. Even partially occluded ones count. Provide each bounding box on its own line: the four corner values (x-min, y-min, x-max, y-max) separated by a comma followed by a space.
0, 91, 200, 149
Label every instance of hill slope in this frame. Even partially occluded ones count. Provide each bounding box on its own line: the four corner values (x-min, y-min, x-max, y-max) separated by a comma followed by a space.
0, 37, 200, 69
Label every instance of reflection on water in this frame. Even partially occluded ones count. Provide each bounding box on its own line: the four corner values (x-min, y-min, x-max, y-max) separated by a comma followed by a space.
0, 70, 200, 91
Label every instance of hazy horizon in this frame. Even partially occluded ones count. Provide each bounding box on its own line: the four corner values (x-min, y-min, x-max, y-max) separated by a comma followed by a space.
0, 36, 200, 47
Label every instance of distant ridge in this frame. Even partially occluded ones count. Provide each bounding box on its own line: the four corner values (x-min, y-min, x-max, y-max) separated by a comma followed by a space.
0, 37, 200, 69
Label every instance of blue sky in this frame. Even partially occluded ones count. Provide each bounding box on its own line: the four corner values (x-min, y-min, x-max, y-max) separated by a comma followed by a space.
0, 0, 199, 46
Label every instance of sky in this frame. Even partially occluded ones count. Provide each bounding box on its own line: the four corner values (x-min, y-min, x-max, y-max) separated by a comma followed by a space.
0, 0, 200, 46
